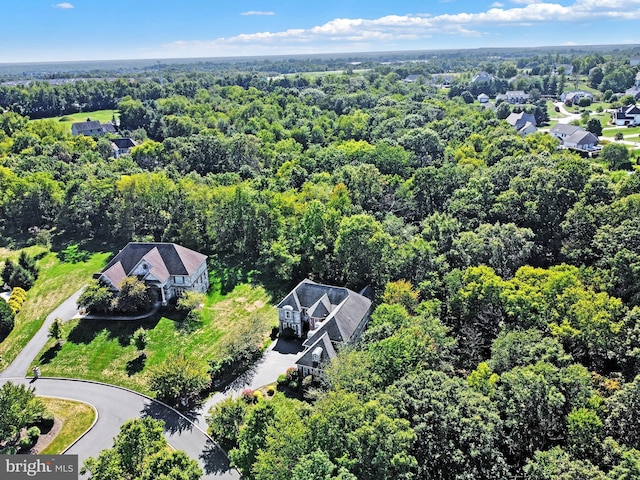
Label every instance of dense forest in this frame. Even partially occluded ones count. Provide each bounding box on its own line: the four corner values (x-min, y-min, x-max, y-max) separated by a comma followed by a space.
2, 48, 640, 478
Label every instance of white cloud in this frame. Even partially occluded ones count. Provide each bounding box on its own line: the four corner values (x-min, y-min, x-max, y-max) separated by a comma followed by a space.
54, 2, 74, 8
162, 1, 640, 56
240, 11, 275, 16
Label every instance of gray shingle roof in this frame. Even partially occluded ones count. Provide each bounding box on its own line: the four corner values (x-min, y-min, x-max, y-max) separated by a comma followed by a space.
296, 332, 337, 369
97, 242, 207, 289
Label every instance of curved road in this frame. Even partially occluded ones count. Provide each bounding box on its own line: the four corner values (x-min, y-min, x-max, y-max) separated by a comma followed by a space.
0, 290, 240, 479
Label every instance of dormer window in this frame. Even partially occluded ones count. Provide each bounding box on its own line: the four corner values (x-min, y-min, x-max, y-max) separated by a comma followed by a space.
312, 346, 323, 364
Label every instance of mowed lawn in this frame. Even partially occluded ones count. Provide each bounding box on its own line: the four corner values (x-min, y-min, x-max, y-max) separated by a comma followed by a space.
0, 249, 111, 369
31, 109, 118, 130
33, 281, 278, 395
39, 397, 96, 455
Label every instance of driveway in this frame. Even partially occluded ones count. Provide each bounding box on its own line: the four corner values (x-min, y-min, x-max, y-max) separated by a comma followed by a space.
193, 338, 305, 430
0, 288, 85, 379
0, 377, 238, 480
0, 289, 303, 478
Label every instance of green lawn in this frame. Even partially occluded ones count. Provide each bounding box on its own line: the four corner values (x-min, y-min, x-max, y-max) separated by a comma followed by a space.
602, 127, 640, 139
32, 281, 278, 395
0, 250, 111, 369
39, 397, 96, 454
30, 109, 118, 130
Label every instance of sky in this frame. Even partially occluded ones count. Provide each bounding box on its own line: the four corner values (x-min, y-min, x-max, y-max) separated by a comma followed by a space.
1, 0, 640, 63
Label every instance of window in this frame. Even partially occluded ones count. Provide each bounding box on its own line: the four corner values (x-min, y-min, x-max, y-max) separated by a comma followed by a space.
174, 276, 184, 284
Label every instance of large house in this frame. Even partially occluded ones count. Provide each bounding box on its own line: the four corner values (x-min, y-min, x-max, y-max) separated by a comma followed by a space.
550, 124, 598, 151
71, 120, 117, 136
277, 279, 373, 378
612, 105, 640, 126
497, 91, 530, 105
471, 71, 494, 84
506, 111, 537, 136
95, 242, 209, 305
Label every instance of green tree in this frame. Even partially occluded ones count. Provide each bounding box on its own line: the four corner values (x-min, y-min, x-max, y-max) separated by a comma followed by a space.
131, 327, 148, 351
229, 401, 276, 477
78, 280, 115, 314
82, 417, 202, 480
148, 354, 210, 405
0, 382, 45, 444
567, 407, 603, 460
586, 118, 603, 136
48, 317, 63, 345
114, 277, 154, 314
206, 397, 248, 450
0, 299, 15, 337
601, 143, 631, 170
523, 446, 607, 480
606, 375, 640, 449
392, 370, 508, 480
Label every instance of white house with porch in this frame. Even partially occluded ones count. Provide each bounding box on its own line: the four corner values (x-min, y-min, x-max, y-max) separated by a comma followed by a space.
95, 242, 209, 305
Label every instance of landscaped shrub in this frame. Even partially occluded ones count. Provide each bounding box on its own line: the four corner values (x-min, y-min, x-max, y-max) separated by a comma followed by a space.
78, 280, 114, 314
266, 386, 275, 396
253, 390, 264, 402
277, 374, 287, 390
0, 300, 15, 336
131, 327, 148, 351
58, 244, 90, 263
18, 436, 33, 451
27, 426, 40, 441
241, 389, 255, 403
286, 367, 298, 381
35, 412, 55, 431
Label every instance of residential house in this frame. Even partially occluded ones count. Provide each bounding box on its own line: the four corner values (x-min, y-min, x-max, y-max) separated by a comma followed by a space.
277, 279, 372, 378
561, 91, 594, 106
95, 242, 209, 305
477, 93, 490, 104
471, 71, 494, 84
630, 56, 640, 67
624, 73, 640, 100
612, 105, 640, 126
111, 138, 137, 158
497, 90, 530, 105
402, 74, 422, 83
550, 124, 583, 142
71, 120, 118, 136
553, 63, 574, 76
505, 111, 537, 136
563, 130, 599, 151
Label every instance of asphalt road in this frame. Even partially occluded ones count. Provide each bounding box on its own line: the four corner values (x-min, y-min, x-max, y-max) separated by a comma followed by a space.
1, 377, 239, 480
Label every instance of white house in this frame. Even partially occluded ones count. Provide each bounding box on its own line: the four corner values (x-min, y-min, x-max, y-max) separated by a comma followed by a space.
612, 105, 640, 126
111, 138, 137, 158
96, 242, 209, 305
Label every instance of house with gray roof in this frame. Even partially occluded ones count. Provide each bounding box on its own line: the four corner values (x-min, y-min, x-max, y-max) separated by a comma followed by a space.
471, 71, 494, 84
277, 279, 372, 378
71, 120, 118, 136
550, 124, 583, 142
506, 111, 537, 136
564, 130, 599, 151
497, 91, 530, 105
95, 242, 209, 305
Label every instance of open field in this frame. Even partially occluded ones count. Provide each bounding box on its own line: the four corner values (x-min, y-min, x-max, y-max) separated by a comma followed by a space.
32, 280, 278, 395
38, 397, 96, 455
0, 249, 111, 368
30, 109, 118, 129
602, 126, 640, 138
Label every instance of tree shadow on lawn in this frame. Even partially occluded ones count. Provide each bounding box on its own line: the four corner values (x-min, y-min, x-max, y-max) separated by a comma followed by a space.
38, 342, 63, 364
67, 316, 160, 346
125, 353, 146, 376
199, 441, 234, 476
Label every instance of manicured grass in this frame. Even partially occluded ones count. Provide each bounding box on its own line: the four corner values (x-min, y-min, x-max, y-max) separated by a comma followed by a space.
31, 110, 118, 130
39, 397, 96, 454
0, 250, 111, 369
33, 281, 278, 395
602, 127, 640, 138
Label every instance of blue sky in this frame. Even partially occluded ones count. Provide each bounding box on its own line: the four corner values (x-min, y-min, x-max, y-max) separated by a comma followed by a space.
2, 0, 640, 63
